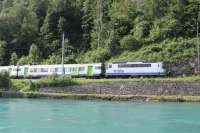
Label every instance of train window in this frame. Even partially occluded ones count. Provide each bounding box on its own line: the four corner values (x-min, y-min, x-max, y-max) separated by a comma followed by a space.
95, 66, 101, 70
52, 68, 61, 72
58, 68, 62, 72
65, 68, 70, 72
41, 68, 48, 72
118, 64, 151, 68
79, 67, 85, 72
30, 68, 37, 72
50, 68, 56, 72
109, 64, 112, 68
37, 68, 42, 72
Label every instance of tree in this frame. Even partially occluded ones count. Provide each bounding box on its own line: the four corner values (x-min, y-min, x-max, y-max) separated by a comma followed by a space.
10, 52, 18, 65
0, 41, 6, 65
17, 56, 30, 65
90, 0, 112, 49
120, 35, 141, 50
29, 44, 40, 64
82, 0, 94, 50
58, 16, 67, 34
0, 71, 11, 91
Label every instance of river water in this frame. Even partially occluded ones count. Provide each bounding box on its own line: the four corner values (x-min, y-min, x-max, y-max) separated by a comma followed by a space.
0, 99, 200, 133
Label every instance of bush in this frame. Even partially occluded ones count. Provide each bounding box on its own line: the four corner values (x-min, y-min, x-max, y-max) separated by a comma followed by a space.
111, 37, 196, 63
17, 56, 31, 65
22, 80, 38, 92
12, 79, 37, 92
0, 72, 11, 91
12, 75, 76, 92
12, 80, 27, 90
120, 35, 141, 50
36, 75, 76, 88
78, 47, 111, 63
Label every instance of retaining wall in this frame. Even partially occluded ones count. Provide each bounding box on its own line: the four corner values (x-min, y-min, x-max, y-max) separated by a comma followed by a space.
39, 81, 200, 96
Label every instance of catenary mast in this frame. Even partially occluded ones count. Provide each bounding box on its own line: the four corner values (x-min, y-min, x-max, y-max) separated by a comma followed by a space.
62, 32, 65, 75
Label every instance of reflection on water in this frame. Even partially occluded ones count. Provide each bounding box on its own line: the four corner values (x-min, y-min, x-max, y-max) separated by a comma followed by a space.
0, 99, 200, 133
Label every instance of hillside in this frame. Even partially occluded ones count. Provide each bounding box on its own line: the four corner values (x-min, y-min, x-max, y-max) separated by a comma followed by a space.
0, 0, 199, 74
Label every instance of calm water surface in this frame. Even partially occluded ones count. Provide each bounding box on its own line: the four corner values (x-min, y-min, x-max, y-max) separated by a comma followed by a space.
0, 99, 200, 133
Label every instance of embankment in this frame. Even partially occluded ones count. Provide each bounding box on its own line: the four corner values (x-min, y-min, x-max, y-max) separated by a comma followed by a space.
1, 80, 200, 102
39, 80, 200, 96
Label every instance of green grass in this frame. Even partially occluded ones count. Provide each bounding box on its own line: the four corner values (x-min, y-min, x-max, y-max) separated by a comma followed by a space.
35, 75, 76, 88
12, 75, 76, 92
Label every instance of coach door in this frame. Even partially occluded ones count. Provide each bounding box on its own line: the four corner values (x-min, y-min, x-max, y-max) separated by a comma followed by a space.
24, 67, 29, 78
87, 66, 93, 76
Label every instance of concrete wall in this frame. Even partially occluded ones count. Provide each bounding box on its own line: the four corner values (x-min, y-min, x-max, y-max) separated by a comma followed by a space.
39, 81, 200, 96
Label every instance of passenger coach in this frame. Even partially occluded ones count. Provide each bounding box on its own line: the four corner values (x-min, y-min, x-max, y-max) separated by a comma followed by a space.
10, 63, 102, 78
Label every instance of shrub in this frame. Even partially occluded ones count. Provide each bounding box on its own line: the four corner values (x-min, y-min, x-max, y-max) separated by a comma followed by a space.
22, 80, 38, 92
12, 80, 27, 90
78, 47, 111, 63
36, 75, 76, 88
17, 56, 31, 65
111, 37, 196, 64
12, 75, 76, 92
0, 72, 11, 91
120, 35, 141, 50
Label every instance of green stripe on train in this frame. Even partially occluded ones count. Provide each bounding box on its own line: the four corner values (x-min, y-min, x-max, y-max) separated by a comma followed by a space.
87, 66, 93, 76
24, 67, 29, 78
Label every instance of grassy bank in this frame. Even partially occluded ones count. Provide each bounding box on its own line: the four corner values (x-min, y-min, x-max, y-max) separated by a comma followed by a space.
1, 91, 200, 102
12, 75, 76, 92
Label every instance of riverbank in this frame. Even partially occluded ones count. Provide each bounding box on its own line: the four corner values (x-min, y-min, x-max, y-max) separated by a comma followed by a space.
1, 91, 200, 102
38, 80, 200, 96
1, 76, 200, 102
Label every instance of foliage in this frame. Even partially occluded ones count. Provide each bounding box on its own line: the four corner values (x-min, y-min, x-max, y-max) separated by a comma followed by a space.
12, 79, 27, 90
12, 79, 37, 92
12, 75, 76, 92
77, 47, 111, 63
0, 0, 198, 74
36, 75, 76, 88
42, 54, 77, 64
0, 72, 11, 91
29, 43, 40, 64
10, 52, 18, 65
110, 38, 197, 64
120, 35, 141, 51
22, 80, 37, 92
0, 41, 6, 65
17, 56, 31, 65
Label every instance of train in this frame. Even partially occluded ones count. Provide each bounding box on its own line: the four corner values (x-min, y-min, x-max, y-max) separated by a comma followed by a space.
0, 62, 166, 78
